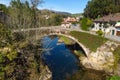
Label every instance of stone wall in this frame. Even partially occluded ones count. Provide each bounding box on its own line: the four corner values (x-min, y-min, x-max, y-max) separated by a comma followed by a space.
80, 41, 120, 74
39, 66, 52, 80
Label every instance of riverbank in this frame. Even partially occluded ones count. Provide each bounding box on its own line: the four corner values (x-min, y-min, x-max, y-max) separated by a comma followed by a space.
66, 46, 108, 80
0, 39, 52, 80
73, 41, 120, 78
65, 38, 120, 79
18, 41, 52, 80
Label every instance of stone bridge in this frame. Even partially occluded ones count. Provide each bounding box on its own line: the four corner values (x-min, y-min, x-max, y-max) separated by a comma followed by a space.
46, 33, 90, 57
13, 27, 90, 57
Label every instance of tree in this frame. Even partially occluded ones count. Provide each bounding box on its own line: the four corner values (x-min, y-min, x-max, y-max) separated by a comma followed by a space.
30, 0, 43, 40
80, 17, 93, 31
8, 0, 44, 41
31, 0, 43, 27
9, 0, 33, 29
84, 0, 120, 19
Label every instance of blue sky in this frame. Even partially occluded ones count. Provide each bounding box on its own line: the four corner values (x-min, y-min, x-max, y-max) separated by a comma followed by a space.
0, 0, 89, 14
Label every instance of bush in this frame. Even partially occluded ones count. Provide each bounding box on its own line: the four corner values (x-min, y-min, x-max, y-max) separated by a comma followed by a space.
107, 76, 120, 80
96, 30, 103, 36
12, 32, 25, 42
0, 23, 12, 47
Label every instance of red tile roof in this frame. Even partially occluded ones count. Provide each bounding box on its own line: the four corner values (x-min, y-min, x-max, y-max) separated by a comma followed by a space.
94, 13, 120, 22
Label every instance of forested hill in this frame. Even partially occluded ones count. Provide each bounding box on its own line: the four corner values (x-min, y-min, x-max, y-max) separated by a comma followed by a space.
84, 0, 120, 19
71, 13, 83, 17
40, 9, 71, 16
37, 9, 71, 26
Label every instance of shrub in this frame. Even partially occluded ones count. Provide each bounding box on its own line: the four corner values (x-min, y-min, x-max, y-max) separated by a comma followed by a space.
0, 23, 12, 47
107, 76, 120, 80
96, 30, 103, 36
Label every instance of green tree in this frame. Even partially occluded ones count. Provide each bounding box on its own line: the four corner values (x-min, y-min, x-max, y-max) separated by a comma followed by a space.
80, 17, 93, 31
84, 0, 120, 19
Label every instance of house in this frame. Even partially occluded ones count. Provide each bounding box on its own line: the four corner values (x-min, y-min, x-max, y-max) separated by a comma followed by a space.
61, 17, 77, 28
114, 22, 120, 36
91, 13, 120, 36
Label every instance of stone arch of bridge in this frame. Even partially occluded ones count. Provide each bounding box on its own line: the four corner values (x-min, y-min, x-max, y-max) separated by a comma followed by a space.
42, 33, 89, 57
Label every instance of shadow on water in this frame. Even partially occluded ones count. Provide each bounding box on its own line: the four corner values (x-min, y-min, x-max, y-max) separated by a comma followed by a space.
66, 43, 87, 57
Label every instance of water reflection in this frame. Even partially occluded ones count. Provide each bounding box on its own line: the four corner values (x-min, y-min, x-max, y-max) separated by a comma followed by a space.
41, 36, 80, 80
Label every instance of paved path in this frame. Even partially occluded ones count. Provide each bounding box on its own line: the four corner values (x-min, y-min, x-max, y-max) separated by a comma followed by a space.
105, 35, 120, 42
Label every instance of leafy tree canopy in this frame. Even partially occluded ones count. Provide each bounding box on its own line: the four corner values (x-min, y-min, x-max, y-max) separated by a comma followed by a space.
84, 0, 120, 19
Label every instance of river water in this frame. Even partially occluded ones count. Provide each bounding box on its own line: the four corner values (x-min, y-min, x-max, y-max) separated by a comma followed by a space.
41, 36, 107, 80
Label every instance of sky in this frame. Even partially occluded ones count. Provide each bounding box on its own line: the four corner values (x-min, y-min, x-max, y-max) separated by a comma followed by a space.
0, 0, 89, 14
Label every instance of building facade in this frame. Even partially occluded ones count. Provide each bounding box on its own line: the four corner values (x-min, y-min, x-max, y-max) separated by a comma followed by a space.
92, 13, 120, 36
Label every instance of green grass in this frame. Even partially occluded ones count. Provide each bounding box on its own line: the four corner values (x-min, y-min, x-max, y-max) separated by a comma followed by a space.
70, 31, 108, 51
59, 35, 72, 45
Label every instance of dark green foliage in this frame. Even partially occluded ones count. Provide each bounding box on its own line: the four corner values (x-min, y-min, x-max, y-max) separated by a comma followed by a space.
80, 17, 93, 31
12, 32, 25, 42
0, 23, 12, 47
107, 75, 120, 80
0, 47, 18, 80
0, 0, 45, 80
84, 0, 120, 19
0, 42, 43, 80
0, 4, 8, 14
70, 31, 107, 51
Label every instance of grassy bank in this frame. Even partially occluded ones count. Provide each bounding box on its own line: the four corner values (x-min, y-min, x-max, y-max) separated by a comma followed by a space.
113, 45, 120, 69
59, 35, 73, 45
70, 31, 108, 51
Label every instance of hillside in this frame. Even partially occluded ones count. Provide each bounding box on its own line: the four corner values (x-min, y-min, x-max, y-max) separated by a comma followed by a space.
71, 13, 83, 17
39, 9, 71, 16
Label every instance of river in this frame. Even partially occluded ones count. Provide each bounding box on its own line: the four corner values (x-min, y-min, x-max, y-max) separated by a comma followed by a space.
41, 36, 107, 80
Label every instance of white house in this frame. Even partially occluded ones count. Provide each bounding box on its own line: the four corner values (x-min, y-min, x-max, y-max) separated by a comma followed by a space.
91, 13, 120, 36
